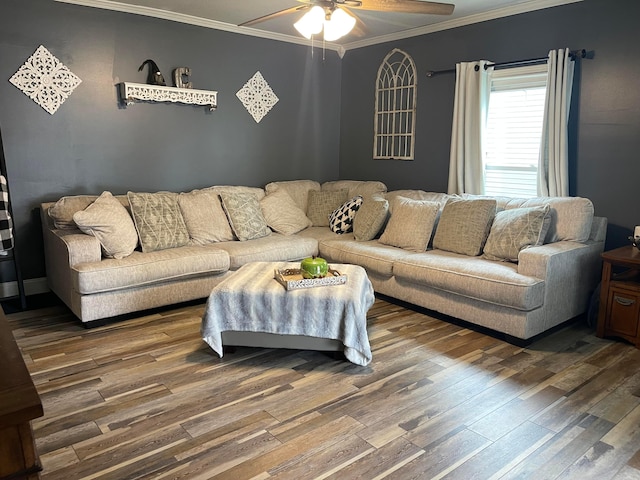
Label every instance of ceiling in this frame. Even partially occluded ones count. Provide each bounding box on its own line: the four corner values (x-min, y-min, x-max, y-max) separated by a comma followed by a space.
54, 0, 581, 54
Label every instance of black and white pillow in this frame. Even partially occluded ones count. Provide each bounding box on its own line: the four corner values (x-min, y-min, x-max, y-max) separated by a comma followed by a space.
329, 195, 363, 234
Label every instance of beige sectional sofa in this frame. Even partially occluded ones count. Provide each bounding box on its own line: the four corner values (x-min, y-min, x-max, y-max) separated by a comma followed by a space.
40, 179, 607, 343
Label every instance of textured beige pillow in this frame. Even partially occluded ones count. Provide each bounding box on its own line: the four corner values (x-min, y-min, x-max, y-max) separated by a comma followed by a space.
433, 198, 497, 256
306, 189, 348, 227
219, 191, 271, 241
72, 191, 138, 259
378, 197, 440, 252
178, 190, 234, 244
264, 180, 321, 212
260, 189, 312, 235
353, 195, 389, 241
127, 191, 190, 253
483, 205, 551, 262
49, 195, 99, 229
321, 180, 387, 199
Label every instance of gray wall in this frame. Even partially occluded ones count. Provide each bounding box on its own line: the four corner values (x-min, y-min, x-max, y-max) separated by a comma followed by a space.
2, 0, 639, 284
0, 0, 342, 280
340, 0, 640, 249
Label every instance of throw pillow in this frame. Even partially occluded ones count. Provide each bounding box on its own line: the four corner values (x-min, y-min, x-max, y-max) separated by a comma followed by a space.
306, 189, 348, 227
378, 197, 440, 252
353, 195, 389, 241
260, 188, 312, 235
432, 198, 497, 256
178, 190, 234, 244
72, 191, 138, 259
483, 205, 551, 262
127, 191, 190, 253
264, 180, 321, 212
329, 196, 363, 234
219, 191, 271, 241
48, 195, 98, 229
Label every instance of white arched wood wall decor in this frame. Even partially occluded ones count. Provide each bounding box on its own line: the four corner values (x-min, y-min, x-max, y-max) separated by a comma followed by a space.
373, 48, 417, 160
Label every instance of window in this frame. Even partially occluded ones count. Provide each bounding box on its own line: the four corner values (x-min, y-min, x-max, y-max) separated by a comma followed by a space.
484, 64, 547, 197
374, 49, 416, 160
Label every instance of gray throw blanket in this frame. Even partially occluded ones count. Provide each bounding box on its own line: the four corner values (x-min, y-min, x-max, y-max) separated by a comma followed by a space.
201, 261, 374, 366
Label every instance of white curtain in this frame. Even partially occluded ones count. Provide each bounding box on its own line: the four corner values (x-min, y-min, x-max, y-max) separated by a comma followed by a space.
538, 48, 575, 197
447, 60, 493, 195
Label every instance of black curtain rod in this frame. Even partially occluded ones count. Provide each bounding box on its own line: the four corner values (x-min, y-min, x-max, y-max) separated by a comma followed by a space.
425, 49, 587, 78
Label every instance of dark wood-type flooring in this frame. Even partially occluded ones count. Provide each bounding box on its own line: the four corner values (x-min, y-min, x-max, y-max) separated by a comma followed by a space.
5, 297, 640, 479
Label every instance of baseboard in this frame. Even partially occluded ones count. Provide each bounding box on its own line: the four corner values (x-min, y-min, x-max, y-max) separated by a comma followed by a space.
0, 277, 49, 298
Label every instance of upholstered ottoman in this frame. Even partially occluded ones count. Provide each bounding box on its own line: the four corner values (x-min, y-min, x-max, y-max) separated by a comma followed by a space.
201, 261, 374, 365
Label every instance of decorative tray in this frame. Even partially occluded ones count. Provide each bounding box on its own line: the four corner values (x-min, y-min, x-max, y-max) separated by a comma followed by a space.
274, 268, 347, 291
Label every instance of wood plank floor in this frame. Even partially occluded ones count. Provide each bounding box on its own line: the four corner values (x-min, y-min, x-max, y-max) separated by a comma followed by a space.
6, 297, 640, 480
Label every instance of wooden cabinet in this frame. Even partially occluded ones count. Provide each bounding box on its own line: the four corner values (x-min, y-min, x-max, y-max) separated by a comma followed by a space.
0, 308, 43, 480
597, 246, 640, 347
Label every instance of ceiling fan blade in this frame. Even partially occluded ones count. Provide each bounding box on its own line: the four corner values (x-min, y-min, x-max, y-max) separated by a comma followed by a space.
239, 5, 309, 27
353, 0, 454, 15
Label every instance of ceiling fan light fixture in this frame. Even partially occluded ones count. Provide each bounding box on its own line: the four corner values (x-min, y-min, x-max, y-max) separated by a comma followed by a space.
294, 5, 325, 39
323, 8, 356, 41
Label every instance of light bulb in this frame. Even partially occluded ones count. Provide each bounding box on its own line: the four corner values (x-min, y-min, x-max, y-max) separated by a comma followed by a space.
323, 8, 356, 41
294, 6, 325, 39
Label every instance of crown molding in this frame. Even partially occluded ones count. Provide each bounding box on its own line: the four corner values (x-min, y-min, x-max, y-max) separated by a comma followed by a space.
341, 0, 583, 51
55, 0, 582, 56
53, 0, 344, 52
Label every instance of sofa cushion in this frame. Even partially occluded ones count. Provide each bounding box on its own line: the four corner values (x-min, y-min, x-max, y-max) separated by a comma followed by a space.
483, 205, 551, 262
178, 190, 235, 244
320, 239, 413, 277
307, 189, 348, 227
260, 188, 312, 235
49, 195, 100, 229
379, 197, 440, 253
385, 190, 451, 213
72, 191, 138, 259
214, 233, 318, 270
393, 250, 545, 311
264, 180, 321, 212
498, 196, 594, 243
72, 244, 230, 294
322, 180, 387, 199
219, 191, 271, 241
127, 191, 190, 253
353, 195, 389, 242
329, 196, 363, 234
433, 198, 497, 256
204, 185, 266, 201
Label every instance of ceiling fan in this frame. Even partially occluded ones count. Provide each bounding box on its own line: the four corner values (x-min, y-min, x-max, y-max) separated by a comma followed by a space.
240, 0, 455, 41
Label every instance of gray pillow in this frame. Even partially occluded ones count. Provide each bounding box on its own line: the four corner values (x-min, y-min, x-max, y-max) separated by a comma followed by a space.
260, 188, 312, 235
432, 198, 497, 256
378, 197, 440, 252
306, 189, 348, 227
219, 191, 271, 241
72, 191, 138, 259
353, 195, 389, 241
178, 190, 234, 244
483, 205, 551, 262
127, 191, 190, 253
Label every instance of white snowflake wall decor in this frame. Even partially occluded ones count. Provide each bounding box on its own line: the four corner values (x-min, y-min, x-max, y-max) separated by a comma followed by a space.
236, 71, 279, 123
9, 45, 82, 115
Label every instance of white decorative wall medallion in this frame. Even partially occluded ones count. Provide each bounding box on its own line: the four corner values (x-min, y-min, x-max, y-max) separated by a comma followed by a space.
9, 45, 82, 115
236, 71, 279, 123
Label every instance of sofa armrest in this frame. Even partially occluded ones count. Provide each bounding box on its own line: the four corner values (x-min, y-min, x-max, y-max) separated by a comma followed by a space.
42, 228, 101, 308
518, 240, 604, 327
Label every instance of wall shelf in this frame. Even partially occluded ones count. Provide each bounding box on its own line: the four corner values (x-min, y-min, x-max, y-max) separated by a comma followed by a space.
118, 82, 217, 111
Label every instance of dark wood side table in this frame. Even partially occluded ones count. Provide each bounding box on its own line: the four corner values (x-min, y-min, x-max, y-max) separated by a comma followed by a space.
0, 308, 43, 480
597, 245, 640, 348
